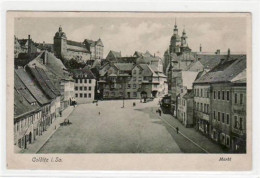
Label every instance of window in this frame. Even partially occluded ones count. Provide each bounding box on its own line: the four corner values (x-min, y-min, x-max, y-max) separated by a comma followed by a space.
207, 104, 209, 114
80, 79, 82, 83
75, 93, 78, 97
240, 94, 243, 104
88, 93, 91, 98
200, 103, 203, 112
75, 87, 78, 91
76, 79, 78, 83
214, 111, 216, 119
139, 70, 142, 74
89, 79, 92, 84
183, 100, 185, 106
84, 79, 87, 83
239, 117, 243, 130
218, 91, 221, 100
84, 87, 87, 90
218, 112, 220, 121
84, 93, 87, 98
80, 93, 83, 98
226, 114, 230, 125
133, 92, 137, 97
80, 87, 83, 91
127, 84, 131, 89
214, 91, 216, 99
222, 113, 225, 123
133, 84, 136, 89
227, 91, 230, 101
235, 93, 238, 104
222, 91, 225, 100
204, 104, 206, 113
207, 89, 209, 98
194, 102, 196, 110
201, 89, 203, 97
133, 70, 136, 74
234, 116, 238, 128
89, 87, 91, 91
133, 77, 136, 81
197, 103, 199, 110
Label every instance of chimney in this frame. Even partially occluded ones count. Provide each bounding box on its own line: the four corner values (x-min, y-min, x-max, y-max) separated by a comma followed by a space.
43, 51, 48, 64
200, 44, 202, 52
28, 35, 31, 59
215, 49, 220, 55
227, 48, 230, 59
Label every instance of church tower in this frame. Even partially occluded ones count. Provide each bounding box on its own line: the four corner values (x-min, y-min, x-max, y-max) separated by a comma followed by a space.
54, 26, 67, 61
181, 28, 187, 47
169, 19, 181, 54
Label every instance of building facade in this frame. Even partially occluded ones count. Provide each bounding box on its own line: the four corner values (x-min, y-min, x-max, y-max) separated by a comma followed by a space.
72, 68, 96, 104
83, 39, 104, 60
193, 55, 246, 151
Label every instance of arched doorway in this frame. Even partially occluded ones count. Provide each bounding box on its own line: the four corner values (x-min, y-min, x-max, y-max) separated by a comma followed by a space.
152, 90, 158, 98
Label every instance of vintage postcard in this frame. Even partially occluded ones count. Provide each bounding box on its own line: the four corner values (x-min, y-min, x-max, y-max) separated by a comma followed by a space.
6, 11, 252, 170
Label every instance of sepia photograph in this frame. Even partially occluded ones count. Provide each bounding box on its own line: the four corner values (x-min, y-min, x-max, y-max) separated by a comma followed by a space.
6, 11, 252, 171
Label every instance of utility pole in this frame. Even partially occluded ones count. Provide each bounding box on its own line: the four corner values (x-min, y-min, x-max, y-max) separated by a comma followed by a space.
122, 77, 125, 108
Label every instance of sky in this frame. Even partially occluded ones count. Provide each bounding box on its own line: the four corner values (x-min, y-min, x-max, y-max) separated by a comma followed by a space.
15, 15, 248, 57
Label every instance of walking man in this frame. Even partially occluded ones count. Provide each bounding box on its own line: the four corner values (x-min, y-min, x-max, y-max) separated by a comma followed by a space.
158, 108, 161, 116
176, 127, 179, 134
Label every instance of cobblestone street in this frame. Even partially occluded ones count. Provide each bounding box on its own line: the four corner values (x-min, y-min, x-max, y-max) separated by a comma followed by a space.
38, 99, 225, 153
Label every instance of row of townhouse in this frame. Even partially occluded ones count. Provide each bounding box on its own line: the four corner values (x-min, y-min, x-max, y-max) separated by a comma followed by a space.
165, 48, 247, 152
14, 51, 75, 151
193, 56, 246, 153
98, 62, 167, 100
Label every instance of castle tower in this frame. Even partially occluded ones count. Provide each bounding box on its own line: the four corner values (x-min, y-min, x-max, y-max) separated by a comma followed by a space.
54, 26, 67, 61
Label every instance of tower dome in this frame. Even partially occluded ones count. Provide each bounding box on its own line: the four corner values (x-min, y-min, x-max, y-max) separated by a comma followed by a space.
55, 26, 67, 38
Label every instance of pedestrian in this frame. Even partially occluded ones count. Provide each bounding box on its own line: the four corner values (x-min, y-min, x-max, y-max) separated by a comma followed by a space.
133, 102, 136, 107
176, 127, 179, 134
99, 111, 100, 115
96, 102, 98, 106
158, 109, 161, 116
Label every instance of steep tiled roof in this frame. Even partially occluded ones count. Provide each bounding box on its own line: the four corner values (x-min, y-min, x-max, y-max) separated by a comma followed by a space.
15, 68, 50, 105
139, 64, 155, 77
36, 67, 60, 96
71, 67, 96, 79
27, 67, 57, 99
194, 55, 246, 84
110, 50, 121, 58
116, 57, 137, 63
14, 72, 37, 104
114, 63, 134, 71
136, 56, 160, 64
14, 89, 39, 119
231, 69, 246, 83
67, 40, 85, 48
